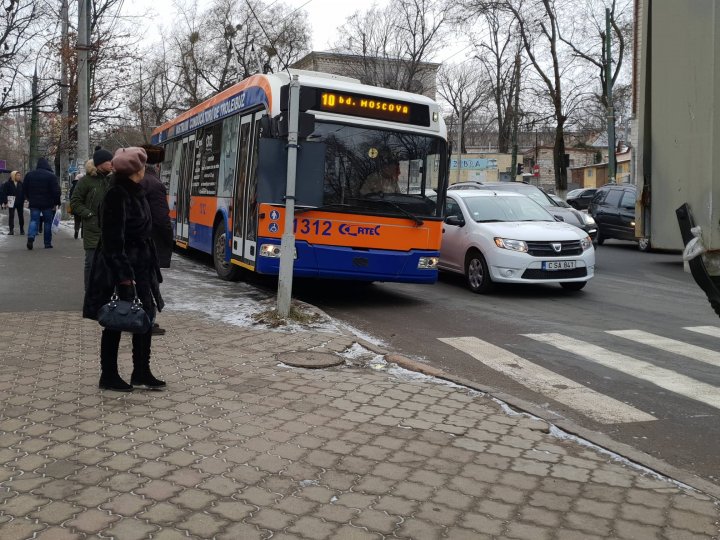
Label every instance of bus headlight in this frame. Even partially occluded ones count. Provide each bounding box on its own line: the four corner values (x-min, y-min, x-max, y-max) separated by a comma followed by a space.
418, 257, 439, 269
259, 244, 297, 259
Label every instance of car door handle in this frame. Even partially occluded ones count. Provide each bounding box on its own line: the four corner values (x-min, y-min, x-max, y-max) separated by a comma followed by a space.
442, 228, 446, 233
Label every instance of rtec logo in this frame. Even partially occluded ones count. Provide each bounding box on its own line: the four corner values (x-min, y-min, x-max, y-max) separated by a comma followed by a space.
338, 224, 381, 237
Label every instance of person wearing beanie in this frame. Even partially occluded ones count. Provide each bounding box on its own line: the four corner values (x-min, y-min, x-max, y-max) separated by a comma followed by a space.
140, 144, 172, 336
83, 146, 166, 392
93, 147, 114, 168
71, 147, 114, 289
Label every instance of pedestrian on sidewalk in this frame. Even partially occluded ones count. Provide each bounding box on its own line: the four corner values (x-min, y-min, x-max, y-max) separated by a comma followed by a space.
83, 146, 166, 392
68, 173, 83, 239
23, 158, 61, 249
141, 144, 173, 336
0, 170, 25, 235
70, 149, 114, 289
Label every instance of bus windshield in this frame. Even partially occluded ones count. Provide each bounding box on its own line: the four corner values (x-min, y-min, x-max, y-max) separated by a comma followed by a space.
306, 122, 445, 218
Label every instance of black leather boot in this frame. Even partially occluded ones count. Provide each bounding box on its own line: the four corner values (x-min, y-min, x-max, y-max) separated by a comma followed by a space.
99, 329, 132, 392
131, 330, 166, 389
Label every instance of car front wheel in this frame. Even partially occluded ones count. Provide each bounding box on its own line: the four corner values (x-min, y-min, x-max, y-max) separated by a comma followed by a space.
561, 281, 587, 291
465, 250, 494, 293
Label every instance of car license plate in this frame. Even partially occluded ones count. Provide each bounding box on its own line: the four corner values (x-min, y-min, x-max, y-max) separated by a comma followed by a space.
542, 260, 577, 270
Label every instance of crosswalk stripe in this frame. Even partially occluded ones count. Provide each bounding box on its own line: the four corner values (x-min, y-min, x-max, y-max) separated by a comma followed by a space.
607, 329, 720, 368
524, 333, 720, 411
684, 326, 720, 339
439, 336, 656, 424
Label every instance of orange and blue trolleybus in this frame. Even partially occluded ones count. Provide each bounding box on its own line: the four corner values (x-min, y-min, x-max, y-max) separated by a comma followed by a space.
151, 70, 448, 283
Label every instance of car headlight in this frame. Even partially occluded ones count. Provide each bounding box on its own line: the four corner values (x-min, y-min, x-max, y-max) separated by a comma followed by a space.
581, 236, 593, 250
494, 238, 528, 253
582, 214, 596, 226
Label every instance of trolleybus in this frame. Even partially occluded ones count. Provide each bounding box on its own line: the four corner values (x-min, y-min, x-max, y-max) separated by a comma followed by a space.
151, 70, 448, 283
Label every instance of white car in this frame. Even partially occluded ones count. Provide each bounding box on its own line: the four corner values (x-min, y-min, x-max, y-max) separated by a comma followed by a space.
440, 190, 595, 293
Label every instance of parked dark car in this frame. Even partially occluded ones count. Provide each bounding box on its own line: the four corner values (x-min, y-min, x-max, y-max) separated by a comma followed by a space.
566, 188, 597, 210
450, 182, 599, 244
588, 184, 649, 250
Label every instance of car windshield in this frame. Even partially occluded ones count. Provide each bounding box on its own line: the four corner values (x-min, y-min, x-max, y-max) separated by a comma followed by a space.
306, 122, 446, 218
463, 195, 554, 223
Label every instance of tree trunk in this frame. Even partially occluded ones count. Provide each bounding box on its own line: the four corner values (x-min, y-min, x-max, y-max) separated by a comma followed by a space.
553, 122, 568, 197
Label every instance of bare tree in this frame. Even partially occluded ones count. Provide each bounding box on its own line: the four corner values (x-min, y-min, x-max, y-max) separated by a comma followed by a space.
558, 0, 631, 111
469, 5, 526, 154
170, 0, 311, 108
502, 0, 594, 195
128, 42, 183, 141
333, 0, 451, 95
437, 62, 489, 152
0, 0, 55, 117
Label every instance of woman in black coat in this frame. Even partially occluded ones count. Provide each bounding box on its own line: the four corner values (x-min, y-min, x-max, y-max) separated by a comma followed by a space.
83, 147, 165, 392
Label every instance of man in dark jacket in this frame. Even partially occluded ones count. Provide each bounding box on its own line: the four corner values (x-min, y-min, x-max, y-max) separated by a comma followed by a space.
0, 170, 25, 235
23, 158, 61, 249
71, 149, 113, 289
140, 144, 173, 335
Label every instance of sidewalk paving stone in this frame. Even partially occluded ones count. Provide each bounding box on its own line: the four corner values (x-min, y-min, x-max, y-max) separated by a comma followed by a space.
0, 309, 718, 539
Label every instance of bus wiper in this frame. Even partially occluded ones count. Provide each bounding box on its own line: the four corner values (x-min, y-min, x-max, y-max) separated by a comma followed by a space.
295, 203, 356, 215
365, 198, 424, 226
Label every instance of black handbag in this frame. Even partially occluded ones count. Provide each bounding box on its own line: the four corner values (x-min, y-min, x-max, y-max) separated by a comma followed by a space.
97, 286, 152, 334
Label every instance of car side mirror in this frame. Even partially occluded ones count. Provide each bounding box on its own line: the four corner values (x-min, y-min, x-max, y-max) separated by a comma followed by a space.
445, 215, 465, 227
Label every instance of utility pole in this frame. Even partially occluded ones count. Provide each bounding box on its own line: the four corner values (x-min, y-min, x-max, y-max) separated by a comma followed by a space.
28, 67, 39, 171
606, 7, 616, 183
510, 52, 521, 181
77, 0, 90, 165
455, 105, 463, 183
277, 75, 300, 318
60, 0, 69, 190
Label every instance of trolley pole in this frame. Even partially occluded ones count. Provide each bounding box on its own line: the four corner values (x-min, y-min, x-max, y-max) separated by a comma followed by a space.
606, 7, 616, 183
455, 105, 463, 184
77, 0, 90, 165
277, 75, 300, 318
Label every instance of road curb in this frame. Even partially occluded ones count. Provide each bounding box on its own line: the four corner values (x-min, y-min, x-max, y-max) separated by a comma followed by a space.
354, 338, 720, 501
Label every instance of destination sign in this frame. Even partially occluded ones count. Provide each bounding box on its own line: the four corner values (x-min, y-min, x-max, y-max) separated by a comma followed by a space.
314, 90, 430, 126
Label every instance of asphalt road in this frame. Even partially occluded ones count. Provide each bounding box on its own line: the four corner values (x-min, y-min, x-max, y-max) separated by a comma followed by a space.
292, 240, 720, 486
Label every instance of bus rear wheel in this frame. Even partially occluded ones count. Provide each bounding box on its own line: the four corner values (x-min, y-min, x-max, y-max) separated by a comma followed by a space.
213, 221, 242, 281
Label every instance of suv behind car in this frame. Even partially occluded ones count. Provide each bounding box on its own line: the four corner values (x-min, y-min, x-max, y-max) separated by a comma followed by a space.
567, 188, 597, 210
588, 184, 649, 250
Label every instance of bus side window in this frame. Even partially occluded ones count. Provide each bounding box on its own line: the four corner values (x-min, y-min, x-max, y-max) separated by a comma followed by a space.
219, 115, 240, 198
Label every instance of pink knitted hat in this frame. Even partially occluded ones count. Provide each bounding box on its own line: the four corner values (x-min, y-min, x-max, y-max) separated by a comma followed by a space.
112, 147, 147, 175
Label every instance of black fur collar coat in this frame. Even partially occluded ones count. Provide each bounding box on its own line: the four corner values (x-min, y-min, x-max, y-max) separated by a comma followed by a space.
83, 175, 164, 321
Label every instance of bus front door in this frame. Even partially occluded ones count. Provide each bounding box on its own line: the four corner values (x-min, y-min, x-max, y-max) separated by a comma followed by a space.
231, 113, 260, 267
175, 134, 195, 245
